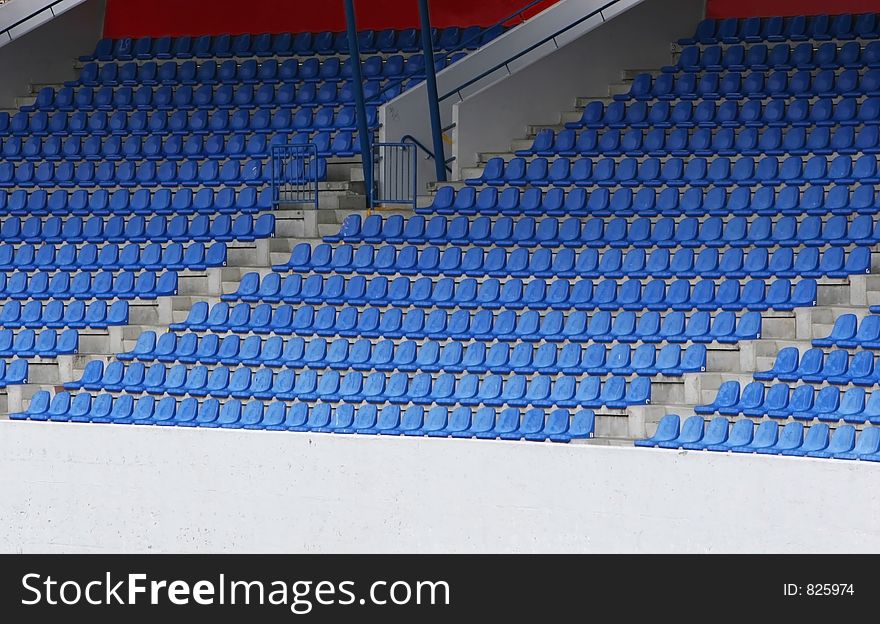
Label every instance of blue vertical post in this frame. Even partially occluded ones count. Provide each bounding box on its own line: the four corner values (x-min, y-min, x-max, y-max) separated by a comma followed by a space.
417, 0, 447, 182
343, 0, 374, 207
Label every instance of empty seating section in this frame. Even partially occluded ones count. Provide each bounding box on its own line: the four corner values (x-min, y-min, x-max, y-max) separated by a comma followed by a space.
4, 25, 602, 443
13, 13, 880, 453
0, 26, 504, 178
0, 26, 498, 407
520, 12, 880, 456
627, 14, 880, 459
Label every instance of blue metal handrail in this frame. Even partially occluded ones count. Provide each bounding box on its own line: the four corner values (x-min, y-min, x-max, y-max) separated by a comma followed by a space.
0, 0, 71, 42
439, 0, 623, 103
271, 144, 320, 210
401, 134, 453, 174
444, 0, 549, 57
344, 0, 374, 208
376, 0, 550, 102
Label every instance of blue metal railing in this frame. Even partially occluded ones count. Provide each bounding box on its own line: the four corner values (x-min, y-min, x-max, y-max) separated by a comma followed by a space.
0, 0, 71, 43
401, 134, 453, 174
445, 0, 549, 56
439, 0, 624, 102
271, 144, 319, 210
344, 0, 374, 208
418, 0, 447, 182
372, 142, 418, 211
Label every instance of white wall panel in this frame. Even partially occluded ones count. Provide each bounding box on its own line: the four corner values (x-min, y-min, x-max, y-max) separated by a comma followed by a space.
1, 422, 877, 553
0, 0, 105, 109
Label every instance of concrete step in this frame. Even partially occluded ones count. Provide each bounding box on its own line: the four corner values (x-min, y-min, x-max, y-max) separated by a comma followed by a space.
607, 83, 630, 97
13, 96, 36, 109
267, 235, 317, 252
29, 82, 67, 94
620, 68, 660, 80
460, 166, 483, 180
527, 123, 568, 135
575, 96, 614, 108
318, 223, 340, 237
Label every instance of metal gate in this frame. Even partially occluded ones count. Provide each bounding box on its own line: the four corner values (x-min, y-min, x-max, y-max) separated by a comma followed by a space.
371, 142, 418, 211
271, 144, 319, 210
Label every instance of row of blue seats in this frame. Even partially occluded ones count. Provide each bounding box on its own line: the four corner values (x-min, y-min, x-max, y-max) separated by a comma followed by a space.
74, 54, 443, 90
87, 27, 494, 61
175, 301, 762, 345
75, 53, 443, 89
0, 158, 290, 189
0, 329, 77, 358
466, 154, 880, 188
814, 314, 880, 349
618, 69, 880, 103
757, 347, 880, 386
27, 80, 394, 114
570, 97, 880, 130
330, 213, 880, 249
15, 397, 592, 444
0, 360, 28, 389
0, 213, 274, 244
276, 242, 869, 281
62, 363, 652, 409
668, 41, 880, 74
0, 270, 177, 301
226, 273, 817, 312
1, 128, 365, 162
0, 299, 128, 329
2, 130, 368, 166
681, 14, 880, 46
518, 125, 880, 159
425, 184, 880, 218
638, 414, 880, 460
0, 107, 379, 137
173, 303, 762, 344
697, 381, 880, 424
0, 187, 271, 217
117, 332, 706, 377
0, 242, 226, 273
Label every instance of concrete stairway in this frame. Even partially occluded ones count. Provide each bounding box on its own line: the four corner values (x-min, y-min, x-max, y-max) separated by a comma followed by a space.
0, 156, 370, 415
629, 275, 880, 439
0, 51, 388, 417
0, 193, 359, 415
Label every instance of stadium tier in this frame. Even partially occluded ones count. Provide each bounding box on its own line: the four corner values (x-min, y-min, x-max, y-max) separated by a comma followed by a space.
6, 12, 880, 458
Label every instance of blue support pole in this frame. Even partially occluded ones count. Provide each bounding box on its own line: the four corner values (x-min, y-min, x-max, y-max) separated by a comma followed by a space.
417, 0, 447, 182
343, 0, 374, 207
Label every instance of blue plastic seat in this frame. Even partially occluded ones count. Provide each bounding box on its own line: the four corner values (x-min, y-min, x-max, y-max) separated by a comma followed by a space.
635, 414, 680, 447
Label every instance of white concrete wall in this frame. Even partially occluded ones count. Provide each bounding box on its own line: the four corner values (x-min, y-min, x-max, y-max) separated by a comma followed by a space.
453, 0, 704, 177
0, 0, 105, 109
380, 0, 648, 190
380, 0, 704, 188
0, 0, 89, 46
1, 421, 878, 553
